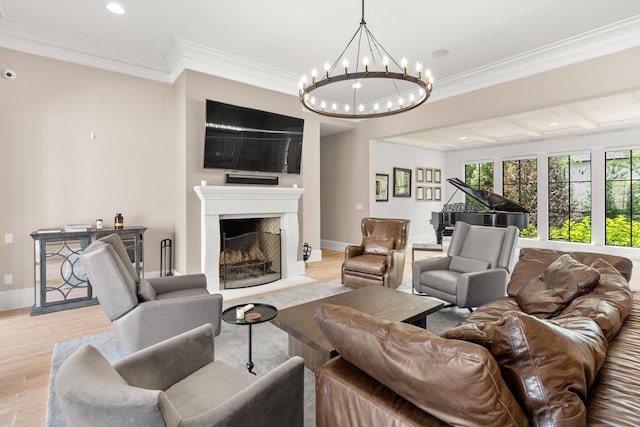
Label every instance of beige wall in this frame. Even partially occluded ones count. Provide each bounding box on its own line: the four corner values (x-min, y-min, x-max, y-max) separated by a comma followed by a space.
0, 48, 175, 303
0, 49, 323, 309
321, 46, 640, 246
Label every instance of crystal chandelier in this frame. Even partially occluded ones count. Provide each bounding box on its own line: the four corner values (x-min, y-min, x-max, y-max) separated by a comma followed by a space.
298, 0, 433, 119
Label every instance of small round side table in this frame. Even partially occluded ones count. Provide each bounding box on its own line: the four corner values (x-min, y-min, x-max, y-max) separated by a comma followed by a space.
222, 303, 278, 374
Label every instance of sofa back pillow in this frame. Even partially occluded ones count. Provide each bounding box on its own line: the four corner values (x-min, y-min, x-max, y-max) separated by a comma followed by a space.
315, 303, 529, 427
491, 311, 607, 427
514, 254, 600, 318
507, 248, 632, 296
362, 236, 395, 256
555, 258, 633, 340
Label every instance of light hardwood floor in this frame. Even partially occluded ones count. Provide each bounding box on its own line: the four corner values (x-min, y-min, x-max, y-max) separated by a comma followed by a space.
0, 249, 346, 427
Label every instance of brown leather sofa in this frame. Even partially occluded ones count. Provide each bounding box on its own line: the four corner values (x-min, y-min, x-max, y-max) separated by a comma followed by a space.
342, 217, 410, 288
315, 248, 639, 426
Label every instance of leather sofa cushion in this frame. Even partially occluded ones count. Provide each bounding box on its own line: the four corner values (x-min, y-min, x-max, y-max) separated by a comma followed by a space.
491, 311, 607, 427
507, 248, 632, 295
362, 236, 395, 256
343, 254, 387, 275
315, 303, 529, 427
514, 254, 600, 319
449, 255, 490, 273
555, 258, 633, 340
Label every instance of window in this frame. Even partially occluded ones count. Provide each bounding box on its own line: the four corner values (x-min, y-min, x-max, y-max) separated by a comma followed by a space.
548, 153, 591, 242
464, 162, 493, 211
605, 149, 640, 247
503, 159, 537, 237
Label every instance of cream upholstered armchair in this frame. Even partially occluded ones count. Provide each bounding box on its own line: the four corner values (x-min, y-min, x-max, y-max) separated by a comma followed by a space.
412, 221, 519, 310
55, 324, 305, 427
342, 217, 410, 288
80, 233, 222, 352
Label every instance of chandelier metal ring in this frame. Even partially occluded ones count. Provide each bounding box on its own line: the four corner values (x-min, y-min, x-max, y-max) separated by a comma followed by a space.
298, 0, 434, 119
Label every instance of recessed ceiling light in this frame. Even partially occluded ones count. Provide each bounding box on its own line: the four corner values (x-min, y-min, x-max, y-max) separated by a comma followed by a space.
460, 136, 468, 141
548, 122, 559, 127
432, 49, 450, 58
106, 2, 125, 14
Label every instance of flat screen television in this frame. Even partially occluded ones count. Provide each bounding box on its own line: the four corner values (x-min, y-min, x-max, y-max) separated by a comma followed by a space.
204, 100, 304, 174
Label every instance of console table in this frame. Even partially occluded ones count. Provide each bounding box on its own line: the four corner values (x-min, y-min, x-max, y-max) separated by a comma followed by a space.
30, 227, 146, 315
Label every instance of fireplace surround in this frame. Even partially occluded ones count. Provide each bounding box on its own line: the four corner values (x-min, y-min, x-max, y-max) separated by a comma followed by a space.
194, 185, 305, 291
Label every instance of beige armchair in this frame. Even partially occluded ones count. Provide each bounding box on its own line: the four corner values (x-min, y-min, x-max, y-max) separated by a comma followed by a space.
412, 221, 519, 310
342, 217, 410, 288
55, 324, 305, 427
80, 233, 222, 353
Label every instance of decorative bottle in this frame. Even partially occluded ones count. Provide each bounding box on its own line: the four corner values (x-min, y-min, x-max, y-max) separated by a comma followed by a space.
114, 213, 124, 229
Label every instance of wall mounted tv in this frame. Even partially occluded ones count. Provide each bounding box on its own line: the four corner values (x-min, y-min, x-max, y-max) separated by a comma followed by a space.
204, 100, 304, 174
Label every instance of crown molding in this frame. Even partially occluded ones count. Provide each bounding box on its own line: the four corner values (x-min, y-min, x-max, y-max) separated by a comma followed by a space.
1, 15, 639, 100
430, 16, 640, 102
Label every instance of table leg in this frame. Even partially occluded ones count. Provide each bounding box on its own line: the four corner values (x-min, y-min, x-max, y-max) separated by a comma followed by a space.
247, 324, 255, 374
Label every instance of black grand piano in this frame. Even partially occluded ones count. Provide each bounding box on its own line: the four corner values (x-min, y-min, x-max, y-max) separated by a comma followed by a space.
431, 178, 529, 245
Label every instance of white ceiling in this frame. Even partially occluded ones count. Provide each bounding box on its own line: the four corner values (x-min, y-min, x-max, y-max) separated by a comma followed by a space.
2, 0, 640, 150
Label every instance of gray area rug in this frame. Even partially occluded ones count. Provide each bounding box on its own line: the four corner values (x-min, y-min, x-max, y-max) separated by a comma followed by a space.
47, 278, 469, 427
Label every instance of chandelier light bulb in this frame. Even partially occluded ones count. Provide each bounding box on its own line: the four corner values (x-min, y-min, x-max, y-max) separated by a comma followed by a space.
324, 62, 331, 78
311, 96, 316, 105
382, 56, 389, 71
416, 62, 422, 79
409, 93, 415, 103
374, 103, 379, 112
387, 100, 393, 110
345, 104, 350, 112
321, 101, 326, 110
359, 104, 364, 112
401, 57, 408, 74
311, 68, 318, 83
343, 58, 349, 74
398, 97, 404, 106
363, 56, 369, 72
332, 103, 337, 112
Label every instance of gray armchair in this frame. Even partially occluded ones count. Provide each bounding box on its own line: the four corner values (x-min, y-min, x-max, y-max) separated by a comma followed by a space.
412, 221, 519, 309
342, 217, 410, 288
55, 324, 305, 427
80, 233, 222, 352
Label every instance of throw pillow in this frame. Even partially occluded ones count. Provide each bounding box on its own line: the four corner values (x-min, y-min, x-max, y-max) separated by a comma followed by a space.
491, 311, 608, 427
514, 254, 600, 318
362, 236, 395, 256
555, 257, 633, 340
314, 303, 529, 427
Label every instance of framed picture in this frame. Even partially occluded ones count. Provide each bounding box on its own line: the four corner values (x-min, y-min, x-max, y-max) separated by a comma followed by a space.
393, 167, 411, 197
426, 187, 433, 200
425, 168, 433, 183
416, 186, 425, 201
434, 169, 441, 184
434, 186, 442, 201
375, 173, 389, 202
416, 167, 425, 183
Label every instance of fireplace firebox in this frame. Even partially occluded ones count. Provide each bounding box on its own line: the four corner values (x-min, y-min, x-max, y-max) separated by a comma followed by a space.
219, 218, 281, 289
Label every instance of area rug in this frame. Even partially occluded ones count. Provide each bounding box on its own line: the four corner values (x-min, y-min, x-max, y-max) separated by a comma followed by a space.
47, 278, 468, 427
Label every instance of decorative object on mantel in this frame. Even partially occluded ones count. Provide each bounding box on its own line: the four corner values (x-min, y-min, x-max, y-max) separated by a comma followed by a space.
225, 173, 279, 186
393, 167, 411, 198
298, 0, 433, 119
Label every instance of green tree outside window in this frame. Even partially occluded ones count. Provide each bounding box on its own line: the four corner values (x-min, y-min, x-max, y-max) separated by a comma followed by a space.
605, 149, 640, 247
464, 162, 493, 211
503, 159, 538, 238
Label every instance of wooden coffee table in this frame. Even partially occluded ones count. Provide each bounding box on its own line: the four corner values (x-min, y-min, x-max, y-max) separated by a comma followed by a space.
271, 286, 444, 371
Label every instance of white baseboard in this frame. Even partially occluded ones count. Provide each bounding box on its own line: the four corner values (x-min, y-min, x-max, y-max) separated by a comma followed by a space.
321, 239, 350, 252
0, 288, 33, 311
305, 249, 323, 263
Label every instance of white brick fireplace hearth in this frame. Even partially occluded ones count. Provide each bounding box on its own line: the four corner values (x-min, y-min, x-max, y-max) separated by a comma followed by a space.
194, 185, 305, 291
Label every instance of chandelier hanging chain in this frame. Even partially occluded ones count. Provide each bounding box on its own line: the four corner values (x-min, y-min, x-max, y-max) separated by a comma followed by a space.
298, 0, 433, 118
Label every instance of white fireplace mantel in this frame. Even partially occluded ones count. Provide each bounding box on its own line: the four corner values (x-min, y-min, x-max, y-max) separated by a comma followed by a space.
194, 185, 305, 291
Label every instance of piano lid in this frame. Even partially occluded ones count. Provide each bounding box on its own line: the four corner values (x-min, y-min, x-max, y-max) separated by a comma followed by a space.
447, 178, 529, 213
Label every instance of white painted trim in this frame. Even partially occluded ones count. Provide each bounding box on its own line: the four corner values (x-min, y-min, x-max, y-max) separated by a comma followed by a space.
321, 239, 350, 252
305, 249, 323, 263
0, 288, 32, 311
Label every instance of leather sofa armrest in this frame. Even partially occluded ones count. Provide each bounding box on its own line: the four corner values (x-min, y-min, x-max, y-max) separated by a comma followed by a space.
456, 269, 509, 308
345, 245, 364, 259
115, 324, 216, 391
114, 294, 223, 352
146, 273, 208, 294
193, 356, 305, 426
